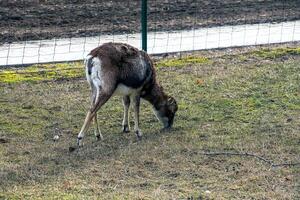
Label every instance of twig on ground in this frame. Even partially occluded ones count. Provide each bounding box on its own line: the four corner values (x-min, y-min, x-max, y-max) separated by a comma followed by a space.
271, 162, 300, 168
200, 151, 300, 168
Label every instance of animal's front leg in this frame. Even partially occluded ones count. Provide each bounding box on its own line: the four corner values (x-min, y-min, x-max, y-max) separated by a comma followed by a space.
122, 95, 130, 133
132, 95, 142, 139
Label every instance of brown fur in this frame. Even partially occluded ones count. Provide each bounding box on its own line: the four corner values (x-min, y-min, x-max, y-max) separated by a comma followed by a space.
76, 42, 178, 145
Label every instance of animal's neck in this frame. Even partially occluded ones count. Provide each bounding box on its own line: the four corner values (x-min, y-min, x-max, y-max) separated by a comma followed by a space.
142, 83, 167, 110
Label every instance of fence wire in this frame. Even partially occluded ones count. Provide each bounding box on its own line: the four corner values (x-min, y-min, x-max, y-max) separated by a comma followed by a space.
1, 1, 300, 179
0, 0, 300, 66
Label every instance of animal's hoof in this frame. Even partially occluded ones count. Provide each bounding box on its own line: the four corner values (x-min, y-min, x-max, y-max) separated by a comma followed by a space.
161, 127, 171, 132
69, 146, 77, 152
96, 134, 103, 141
77, 137, 83, 147
136, 130, 142, 140
122, 125, 130, 133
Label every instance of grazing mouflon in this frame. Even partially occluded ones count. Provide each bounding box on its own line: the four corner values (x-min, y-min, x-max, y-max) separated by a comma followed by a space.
77, 42, 178, 146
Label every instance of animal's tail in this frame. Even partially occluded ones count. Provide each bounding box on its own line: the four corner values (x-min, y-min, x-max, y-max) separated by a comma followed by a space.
84, 55, 93, 86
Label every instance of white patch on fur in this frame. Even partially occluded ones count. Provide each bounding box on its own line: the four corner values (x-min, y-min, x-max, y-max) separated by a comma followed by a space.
139, 55, 146, 74
85, 57, 103, 104
90, 57, 102, 82
85, 56, 102, 84
114, 84, 141, 96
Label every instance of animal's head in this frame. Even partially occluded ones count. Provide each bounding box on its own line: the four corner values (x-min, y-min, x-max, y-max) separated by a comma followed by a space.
154, 96, 178, 128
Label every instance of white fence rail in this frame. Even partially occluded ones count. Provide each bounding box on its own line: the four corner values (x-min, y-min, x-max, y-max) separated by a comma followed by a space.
1, 20, 300, 66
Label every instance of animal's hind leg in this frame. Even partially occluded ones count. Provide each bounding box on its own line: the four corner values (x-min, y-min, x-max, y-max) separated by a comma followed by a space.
122, 95, 130, 133
77, 110, 95, 146
77, 90, 113, 146
90, 85, 103, 140
94, 112, 103, 140
77, 55, 116, 146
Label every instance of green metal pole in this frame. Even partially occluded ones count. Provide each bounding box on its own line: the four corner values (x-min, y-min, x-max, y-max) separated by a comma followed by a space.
141, 0, 147, 51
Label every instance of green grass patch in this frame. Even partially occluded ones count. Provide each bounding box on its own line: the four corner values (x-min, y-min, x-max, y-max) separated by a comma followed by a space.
156, 55, 210, 68
0, 56, 211, 83
252, 47, 300, 59
0, 62, 84, 83
2, 47, 300, 84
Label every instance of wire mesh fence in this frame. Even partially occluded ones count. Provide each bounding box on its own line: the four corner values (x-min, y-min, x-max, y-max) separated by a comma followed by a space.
1, 3, 300, 194
1, 0, 300, 66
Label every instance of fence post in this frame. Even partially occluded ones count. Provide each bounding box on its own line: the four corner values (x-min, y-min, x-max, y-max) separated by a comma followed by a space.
141, 0, 147, 51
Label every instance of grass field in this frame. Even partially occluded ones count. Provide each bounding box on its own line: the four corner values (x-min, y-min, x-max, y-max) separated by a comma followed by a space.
0, 45, 299, 199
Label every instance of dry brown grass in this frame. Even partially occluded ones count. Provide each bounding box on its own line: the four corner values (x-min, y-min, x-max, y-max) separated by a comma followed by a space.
0, 45, 299, 199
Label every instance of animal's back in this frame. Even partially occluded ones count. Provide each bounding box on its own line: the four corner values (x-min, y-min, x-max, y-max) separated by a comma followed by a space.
87, 42, 153, 89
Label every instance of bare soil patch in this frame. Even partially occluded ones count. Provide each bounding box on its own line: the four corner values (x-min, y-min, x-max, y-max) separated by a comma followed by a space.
1, 0, 300, 43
